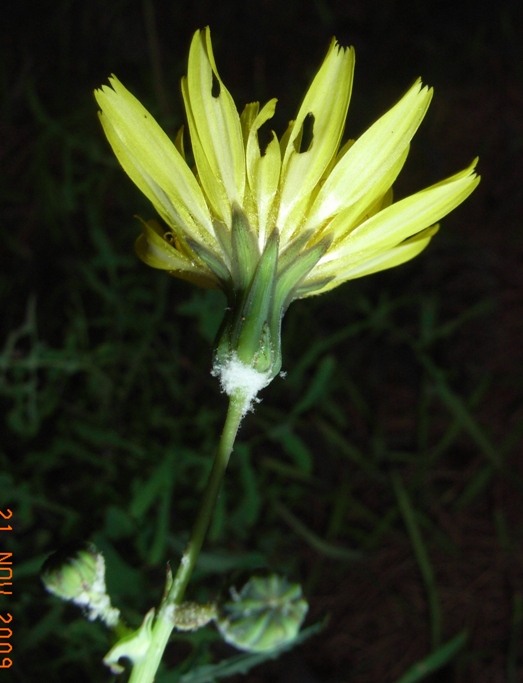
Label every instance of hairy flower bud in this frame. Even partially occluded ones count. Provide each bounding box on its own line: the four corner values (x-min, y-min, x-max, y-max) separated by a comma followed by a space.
41, 542, 119, 627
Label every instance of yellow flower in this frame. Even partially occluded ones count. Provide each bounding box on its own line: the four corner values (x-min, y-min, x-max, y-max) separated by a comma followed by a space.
95, 28, 479, 406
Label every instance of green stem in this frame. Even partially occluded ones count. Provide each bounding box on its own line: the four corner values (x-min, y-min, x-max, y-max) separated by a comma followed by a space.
128, 393, 246, 683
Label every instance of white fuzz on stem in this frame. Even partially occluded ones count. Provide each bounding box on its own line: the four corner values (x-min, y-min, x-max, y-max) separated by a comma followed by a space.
211, 352, 272, 416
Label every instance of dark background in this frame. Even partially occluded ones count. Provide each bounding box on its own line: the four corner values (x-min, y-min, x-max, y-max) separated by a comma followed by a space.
1, 1, 522, 682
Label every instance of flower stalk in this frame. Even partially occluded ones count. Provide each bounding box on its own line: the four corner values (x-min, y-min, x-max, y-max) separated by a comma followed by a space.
127, 391, 245, 683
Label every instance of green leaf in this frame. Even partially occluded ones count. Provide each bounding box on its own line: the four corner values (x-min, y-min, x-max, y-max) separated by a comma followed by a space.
179, 621, 325, 683
392, 631, 468, 683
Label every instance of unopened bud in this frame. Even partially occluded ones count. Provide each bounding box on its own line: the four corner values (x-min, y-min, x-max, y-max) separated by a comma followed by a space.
41, 542, 119, 627
165, 601, 217, 631
217, 574, 308, 653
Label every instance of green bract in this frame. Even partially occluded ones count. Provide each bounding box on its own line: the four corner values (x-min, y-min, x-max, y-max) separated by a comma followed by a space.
104, 609, 155, 674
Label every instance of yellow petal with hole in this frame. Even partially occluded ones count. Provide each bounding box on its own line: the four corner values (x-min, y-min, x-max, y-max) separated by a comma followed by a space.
277, 40, 355, 241
305, 80, 433, 230
181, 74, 230, 222
184, 28, 245, 216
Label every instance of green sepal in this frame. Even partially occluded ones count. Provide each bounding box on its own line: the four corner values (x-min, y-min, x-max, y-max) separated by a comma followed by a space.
275, 235, 331, 313
185, 238, 232, 285
276, 229, 315, 274
214, 226, 281, 379
293, 276, 335, 299
212, 218, 234, 268
230, 204, 260, 290
234, 227, 279, 373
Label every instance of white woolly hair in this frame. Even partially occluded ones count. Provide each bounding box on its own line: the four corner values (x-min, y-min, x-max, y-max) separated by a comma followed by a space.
211, 352, 272, 416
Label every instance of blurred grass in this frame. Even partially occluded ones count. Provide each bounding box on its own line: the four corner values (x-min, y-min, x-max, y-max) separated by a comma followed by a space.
1, 1, 522, 682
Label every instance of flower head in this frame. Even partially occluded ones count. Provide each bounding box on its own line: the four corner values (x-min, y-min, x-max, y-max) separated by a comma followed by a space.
95, 28, 479, 409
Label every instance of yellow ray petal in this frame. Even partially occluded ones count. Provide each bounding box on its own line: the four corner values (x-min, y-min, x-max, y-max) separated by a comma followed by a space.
320, 144, 410, 243
327, 160, 479, 261
277, 40, 355, 241
240, 102, 260, 145
184, 28, 245, 216
134, 219, 218, 288
303, 226, 438, 296
95, 77, 213, 243
305, 80, 433, 230
246, 98, 281, 248
181, 75, 231, 223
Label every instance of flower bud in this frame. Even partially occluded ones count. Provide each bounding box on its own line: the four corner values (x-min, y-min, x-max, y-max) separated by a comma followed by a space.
41, 541, 119, 627
164, 601, 218, 631
217, 574, 308, 653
